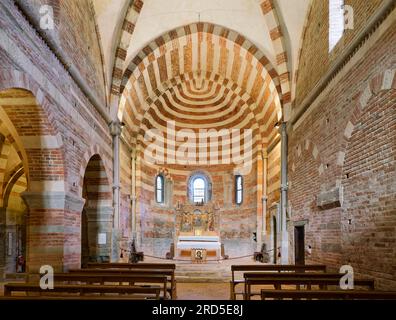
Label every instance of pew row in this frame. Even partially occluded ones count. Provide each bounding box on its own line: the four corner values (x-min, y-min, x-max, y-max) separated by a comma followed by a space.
52, 273, 168, 299
244, 274, 375, 299
4, 283, 161, 300
230, 264, 327, 300
260, 289, 396, 300
70, 268, 175, 299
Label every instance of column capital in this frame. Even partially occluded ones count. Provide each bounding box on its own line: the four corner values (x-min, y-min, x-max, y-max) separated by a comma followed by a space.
109, 119, 124, 137
131, 148, 138, 160
280, 184, 288, 192
278, 121, 288, 135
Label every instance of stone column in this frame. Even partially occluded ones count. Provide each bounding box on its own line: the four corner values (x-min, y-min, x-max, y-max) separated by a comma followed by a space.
279, 122, 289, 264
109, 120, 123, 229
21, 191, 85, 273
261, 149, 269, 247
131, 148, 137, 240
109, 120, 124, 261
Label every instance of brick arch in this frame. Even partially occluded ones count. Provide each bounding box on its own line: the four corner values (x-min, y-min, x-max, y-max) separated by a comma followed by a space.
81, 152, 113, 265
0, 70, 66, 193
0, 69, 64, 143
337, 68, 396, 170
288, 137, 325, 216
82, 153, 112, 205
109, 1, 291, 114
258, 0, 291, 114
118, 22, 285, 157
2, 166, 26, 208
110, 0, 145, 96
78, 144, 113, 197
290, 138, 325, 177
120, 22, 281, 96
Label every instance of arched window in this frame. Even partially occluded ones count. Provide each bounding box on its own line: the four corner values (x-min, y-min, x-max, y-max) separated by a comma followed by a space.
188, 172, 211, 204
193, 177, 206, 203
155, 174, 164, 204
235, 175, 243, 205
329, 0, 345, 52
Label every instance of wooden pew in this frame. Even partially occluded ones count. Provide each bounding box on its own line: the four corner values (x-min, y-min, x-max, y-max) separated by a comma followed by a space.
4, 283, 161, 300
0, 295, 156, 301
69, 268, 175, 299
52, 273, 168, 299
244, 275, 375, 300
261, 289, 396, 300
230, 264, 327, 300
83, 263, 177, 299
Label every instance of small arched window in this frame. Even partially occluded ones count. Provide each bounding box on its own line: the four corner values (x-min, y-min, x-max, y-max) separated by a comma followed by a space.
329, 0, 345, 52
193, 177, 206, 203
155, 174, 164, 204
188, 172, 211, 204
235, 175, 243, 205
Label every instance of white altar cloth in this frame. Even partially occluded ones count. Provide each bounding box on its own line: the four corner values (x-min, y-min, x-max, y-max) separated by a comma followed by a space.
176, 235, 221, 257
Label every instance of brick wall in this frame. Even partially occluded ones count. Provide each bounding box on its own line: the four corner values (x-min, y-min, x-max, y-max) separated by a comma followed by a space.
15, 0, 106, 105
0, 1, 113, 272
341, 86, 396, 289
295, 0, 383, 106
136, 161, 259, 258
288, 19, 395, 288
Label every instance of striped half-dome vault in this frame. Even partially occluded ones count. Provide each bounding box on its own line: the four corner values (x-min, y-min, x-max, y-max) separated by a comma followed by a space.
119, 23, 283, 157
118, 23, 283, 256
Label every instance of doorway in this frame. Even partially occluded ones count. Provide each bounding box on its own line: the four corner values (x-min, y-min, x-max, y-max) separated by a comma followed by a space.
294, 225, 305, 265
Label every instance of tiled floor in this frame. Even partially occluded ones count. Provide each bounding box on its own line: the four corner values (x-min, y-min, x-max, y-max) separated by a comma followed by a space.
176, 282, 230, 300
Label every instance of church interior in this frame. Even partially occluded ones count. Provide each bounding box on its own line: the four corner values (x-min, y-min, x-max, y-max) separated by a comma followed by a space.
0, 0, 395, 301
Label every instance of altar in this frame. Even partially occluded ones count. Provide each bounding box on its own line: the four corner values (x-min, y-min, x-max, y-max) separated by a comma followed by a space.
176, 234, 221, 260
174, 202, 221, 260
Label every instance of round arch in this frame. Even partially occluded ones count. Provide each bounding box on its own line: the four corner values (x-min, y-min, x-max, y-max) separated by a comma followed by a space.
187, 170, 212, 204
0, 70, 66, 193
81, 153, 113, 266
